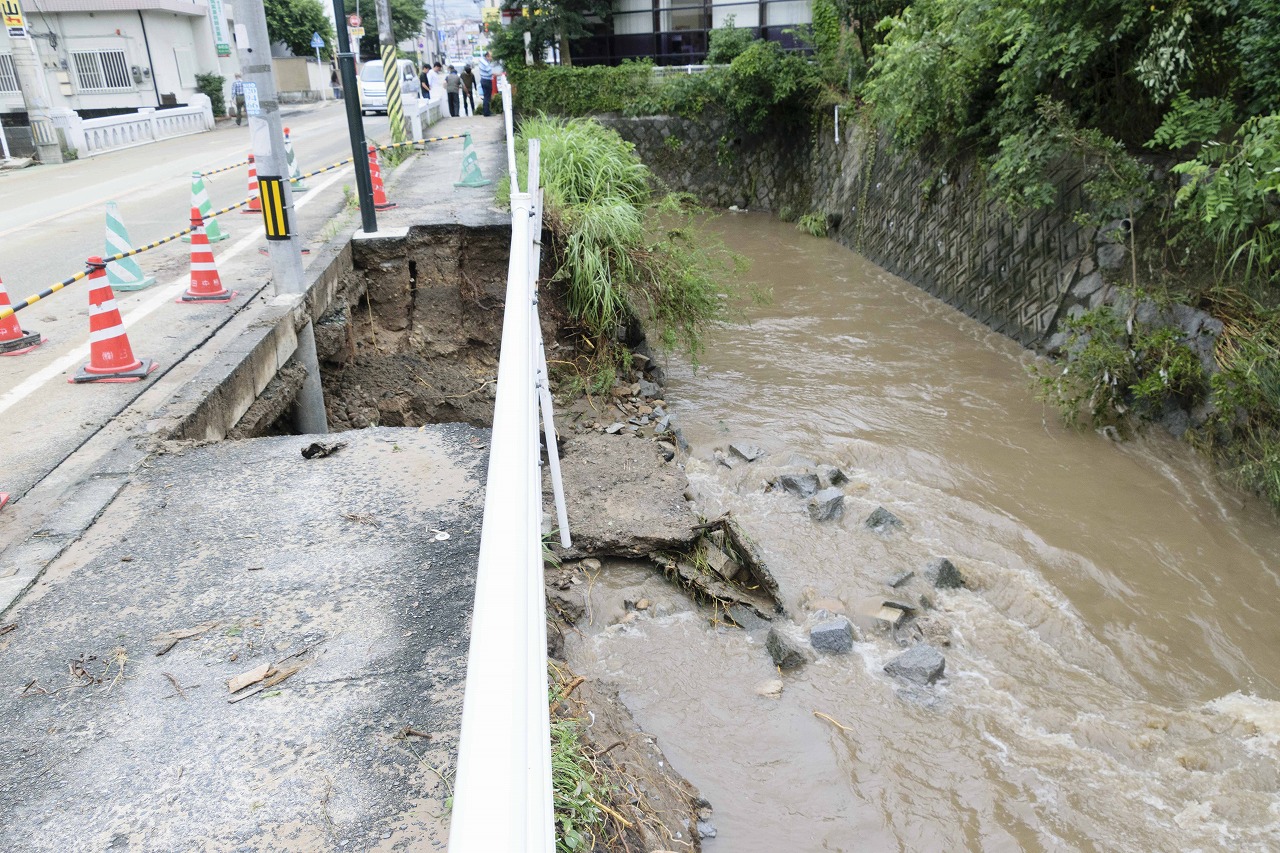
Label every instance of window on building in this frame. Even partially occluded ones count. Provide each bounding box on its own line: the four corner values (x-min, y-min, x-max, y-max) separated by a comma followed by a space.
72, 50, 132, 91
0, 54, 18, 93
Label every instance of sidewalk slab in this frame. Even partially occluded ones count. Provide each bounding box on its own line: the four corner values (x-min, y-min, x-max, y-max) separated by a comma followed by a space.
0, 425, 487, 851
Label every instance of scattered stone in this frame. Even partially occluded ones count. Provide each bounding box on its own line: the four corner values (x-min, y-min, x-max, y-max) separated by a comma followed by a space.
728, 604, 770, 632
697, 819, 718, 839
778, 473, 820, 498
884, 644, 946, 686
604, 422, 624, 435
809, 616, 855, 654
754, 679, 784, 698
638, 379, 662, 398
546, 588, 586, 623
728, 442, 765, 463
864, 506, 903, 532
713, 449, 735, 469
895, 683, 945, 711
807, 487, 844, 522
887, 570, 914, 588
922, 557, 964, 589
766, 626, 812, 670
636, 598, 651, 611
581, 558, 601, 572
817, 465, 849, 487
703, 543, 741, 581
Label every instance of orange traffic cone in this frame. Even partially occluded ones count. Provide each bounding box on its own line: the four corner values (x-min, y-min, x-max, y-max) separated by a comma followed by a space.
0, 492, 8, 512
243, 154, 262, 214
70, 257, 157, 384
367, 145, 397, 210
180, 208, 237, 304
0, 274, 45, 356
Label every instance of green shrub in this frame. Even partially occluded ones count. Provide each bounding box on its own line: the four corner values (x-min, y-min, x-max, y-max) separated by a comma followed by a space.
196, 72, 226, 117
705, 15, 755, 64
797, 212, 828, 237
551, 717, 609, 852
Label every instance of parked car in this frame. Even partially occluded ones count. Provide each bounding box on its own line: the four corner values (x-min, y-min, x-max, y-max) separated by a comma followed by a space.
358, 59, 421, 115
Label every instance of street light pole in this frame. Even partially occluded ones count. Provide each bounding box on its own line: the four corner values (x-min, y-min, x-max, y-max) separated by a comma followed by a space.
332, 0, 378, 233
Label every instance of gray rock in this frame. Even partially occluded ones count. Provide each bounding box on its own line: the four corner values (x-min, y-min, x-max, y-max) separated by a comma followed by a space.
1097, 242, 1127, 270
864, 506, 902, 531
728, 604, 770, 632
638, 379, 662, 398
697, 819, 718, 839
809, 616, 854, 654
713, 449, 735, 469
1160, 407, 1191, 439
546, 587, 586, 623
1043, 331, 1070, 355
729, 442, 765, 463
1071, 271, 1104, 299
922, 558, 964, 589
884, 644, 946, 685
817, 464, 849, 487
604, 422, 624, 435
778, 472, 820, 498
887, 570, 914, 588
807, 487, 844, 522
766, 626, 811, 669
894, 683, 945, 710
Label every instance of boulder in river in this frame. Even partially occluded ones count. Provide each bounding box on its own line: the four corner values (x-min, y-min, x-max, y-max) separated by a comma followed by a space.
884, 644, 946, 686
865, 506, 903, 532
766, 626, 812, 669
807, 487, 844, 522
887, 570, 914, 588
729, 442, 766, 463
779, 473, 820, 498
817, 464, 849, 487
809, 616, 855, 654
923, 557, 964, 589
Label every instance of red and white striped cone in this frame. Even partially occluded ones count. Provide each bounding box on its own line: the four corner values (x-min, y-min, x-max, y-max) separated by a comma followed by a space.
70, 257, 157, 384
180, 207, 238, 304
0, 492, 8, 512
367, 145, 397, 210
0, 274, 46, 356
243, 154, 262, 214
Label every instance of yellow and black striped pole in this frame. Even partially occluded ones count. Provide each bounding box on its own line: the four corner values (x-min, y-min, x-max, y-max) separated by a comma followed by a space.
380, 44, 408, 145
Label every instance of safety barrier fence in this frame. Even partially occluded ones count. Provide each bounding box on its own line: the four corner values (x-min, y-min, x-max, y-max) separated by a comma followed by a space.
449, 75, 566, 853
0, 133, 471, 323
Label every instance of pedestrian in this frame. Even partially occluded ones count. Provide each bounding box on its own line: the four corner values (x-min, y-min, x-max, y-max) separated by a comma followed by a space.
445, 65, 461, 117
330, 68, 341, 99
478, 51, 493, 117
460, 65, 476, 116
231, 73, 246, 125
427, 62, 445, 104
419, 64, 431, 100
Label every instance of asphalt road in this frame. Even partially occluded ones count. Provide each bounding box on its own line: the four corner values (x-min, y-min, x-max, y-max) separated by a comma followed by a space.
0, 102, 394, 501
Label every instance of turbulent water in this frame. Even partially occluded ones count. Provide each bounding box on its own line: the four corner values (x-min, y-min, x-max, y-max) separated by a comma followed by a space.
565, 213, 1280, 851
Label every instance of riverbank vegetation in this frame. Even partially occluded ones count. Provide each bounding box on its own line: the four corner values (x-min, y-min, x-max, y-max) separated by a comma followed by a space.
500, 115, 747, 392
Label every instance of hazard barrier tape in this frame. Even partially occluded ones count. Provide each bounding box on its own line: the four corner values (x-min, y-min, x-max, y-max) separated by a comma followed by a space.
198, 158, 251, 178
374, 133, 468, 152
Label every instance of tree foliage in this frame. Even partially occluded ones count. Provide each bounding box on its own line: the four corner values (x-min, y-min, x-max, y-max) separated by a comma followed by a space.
265, 0, 335, 59
342, 0, 426, 59
487, 0, 612, 68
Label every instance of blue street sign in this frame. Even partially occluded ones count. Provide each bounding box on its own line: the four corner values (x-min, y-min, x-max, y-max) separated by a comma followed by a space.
309, 31, 324, 48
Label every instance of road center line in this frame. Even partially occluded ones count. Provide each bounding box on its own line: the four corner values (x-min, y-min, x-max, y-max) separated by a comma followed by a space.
0, 166, 350, 417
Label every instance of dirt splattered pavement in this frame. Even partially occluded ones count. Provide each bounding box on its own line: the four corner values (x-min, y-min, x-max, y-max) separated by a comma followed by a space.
0, 426, 486, 851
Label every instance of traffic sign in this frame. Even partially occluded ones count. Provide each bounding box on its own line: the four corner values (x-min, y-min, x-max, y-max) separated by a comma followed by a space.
309, 31, 324, 49
346, 13, 360, 27
350, 26, 364, 37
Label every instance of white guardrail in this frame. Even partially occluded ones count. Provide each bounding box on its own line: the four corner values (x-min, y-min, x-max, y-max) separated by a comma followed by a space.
53, 96, 216, 159
449, 75, 571, 853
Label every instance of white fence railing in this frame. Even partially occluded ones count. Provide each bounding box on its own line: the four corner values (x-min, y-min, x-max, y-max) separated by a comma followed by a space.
449, 74, 570, 853
54, 95, 215, 158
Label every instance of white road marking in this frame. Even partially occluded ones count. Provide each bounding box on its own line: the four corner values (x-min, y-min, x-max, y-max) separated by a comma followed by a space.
0, 167, 350, 417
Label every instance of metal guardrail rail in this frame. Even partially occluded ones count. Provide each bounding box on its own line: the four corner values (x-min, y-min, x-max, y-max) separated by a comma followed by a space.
449, 76, 569, 852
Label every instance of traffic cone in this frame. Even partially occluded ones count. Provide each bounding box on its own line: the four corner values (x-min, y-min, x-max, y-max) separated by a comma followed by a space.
454, 132, 492, 188
243, 154, 262, 214
284, 127, 309, 193
70, 257, 157, 384
367, 145, 396, 210
180, 207, 238, 304
181, 172, 228, 243
0, 492, 8, 512
103, 202, 156, 292
0, 274, 45, 356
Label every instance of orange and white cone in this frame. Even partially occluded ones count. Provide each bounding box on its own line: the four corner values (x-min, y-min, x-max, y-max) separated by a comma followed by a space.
180, 207, 237, 304
70, 257, 157, 384
0, 274, 46, 356
243, 154, 262, 214
367, 145, 397, 210
0, 492, 8, 512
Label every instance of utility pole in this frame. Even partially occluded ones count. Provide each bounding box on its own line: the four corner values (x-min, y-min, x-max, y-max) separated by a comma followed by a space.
331, 0, 378, 233
236, 0, 328, 434
4, 2, 62, 163
375, 0, 408, 143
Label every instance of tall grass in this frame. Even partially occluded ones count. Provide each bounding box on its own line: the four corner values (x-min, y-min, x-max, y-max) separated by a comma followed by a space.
504, 114, 745, 362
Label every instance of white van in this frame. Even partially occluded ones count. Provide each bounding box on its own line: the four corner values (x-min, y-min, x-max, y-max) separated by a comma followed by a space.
358, 59, 420, 115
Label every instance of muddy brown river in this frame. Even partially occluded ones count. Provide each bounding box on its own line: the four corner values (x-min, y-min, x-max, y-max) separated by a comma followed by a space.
565, 213, 1280, 851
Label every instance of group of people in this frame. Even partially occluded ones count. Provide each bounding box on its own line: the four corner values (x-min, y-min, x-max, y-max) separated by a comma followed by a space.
419, 52, 495, 118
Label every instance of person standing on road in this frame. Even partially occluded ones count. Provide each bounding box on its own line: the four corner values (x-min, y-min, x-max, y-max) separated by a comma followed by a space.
419, 64, 431, 100
460, 65, 476, 116
478, 52, 493, 117
445, 66, 461, 117
231, 73, 246, 125
427, 62, 445, 105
